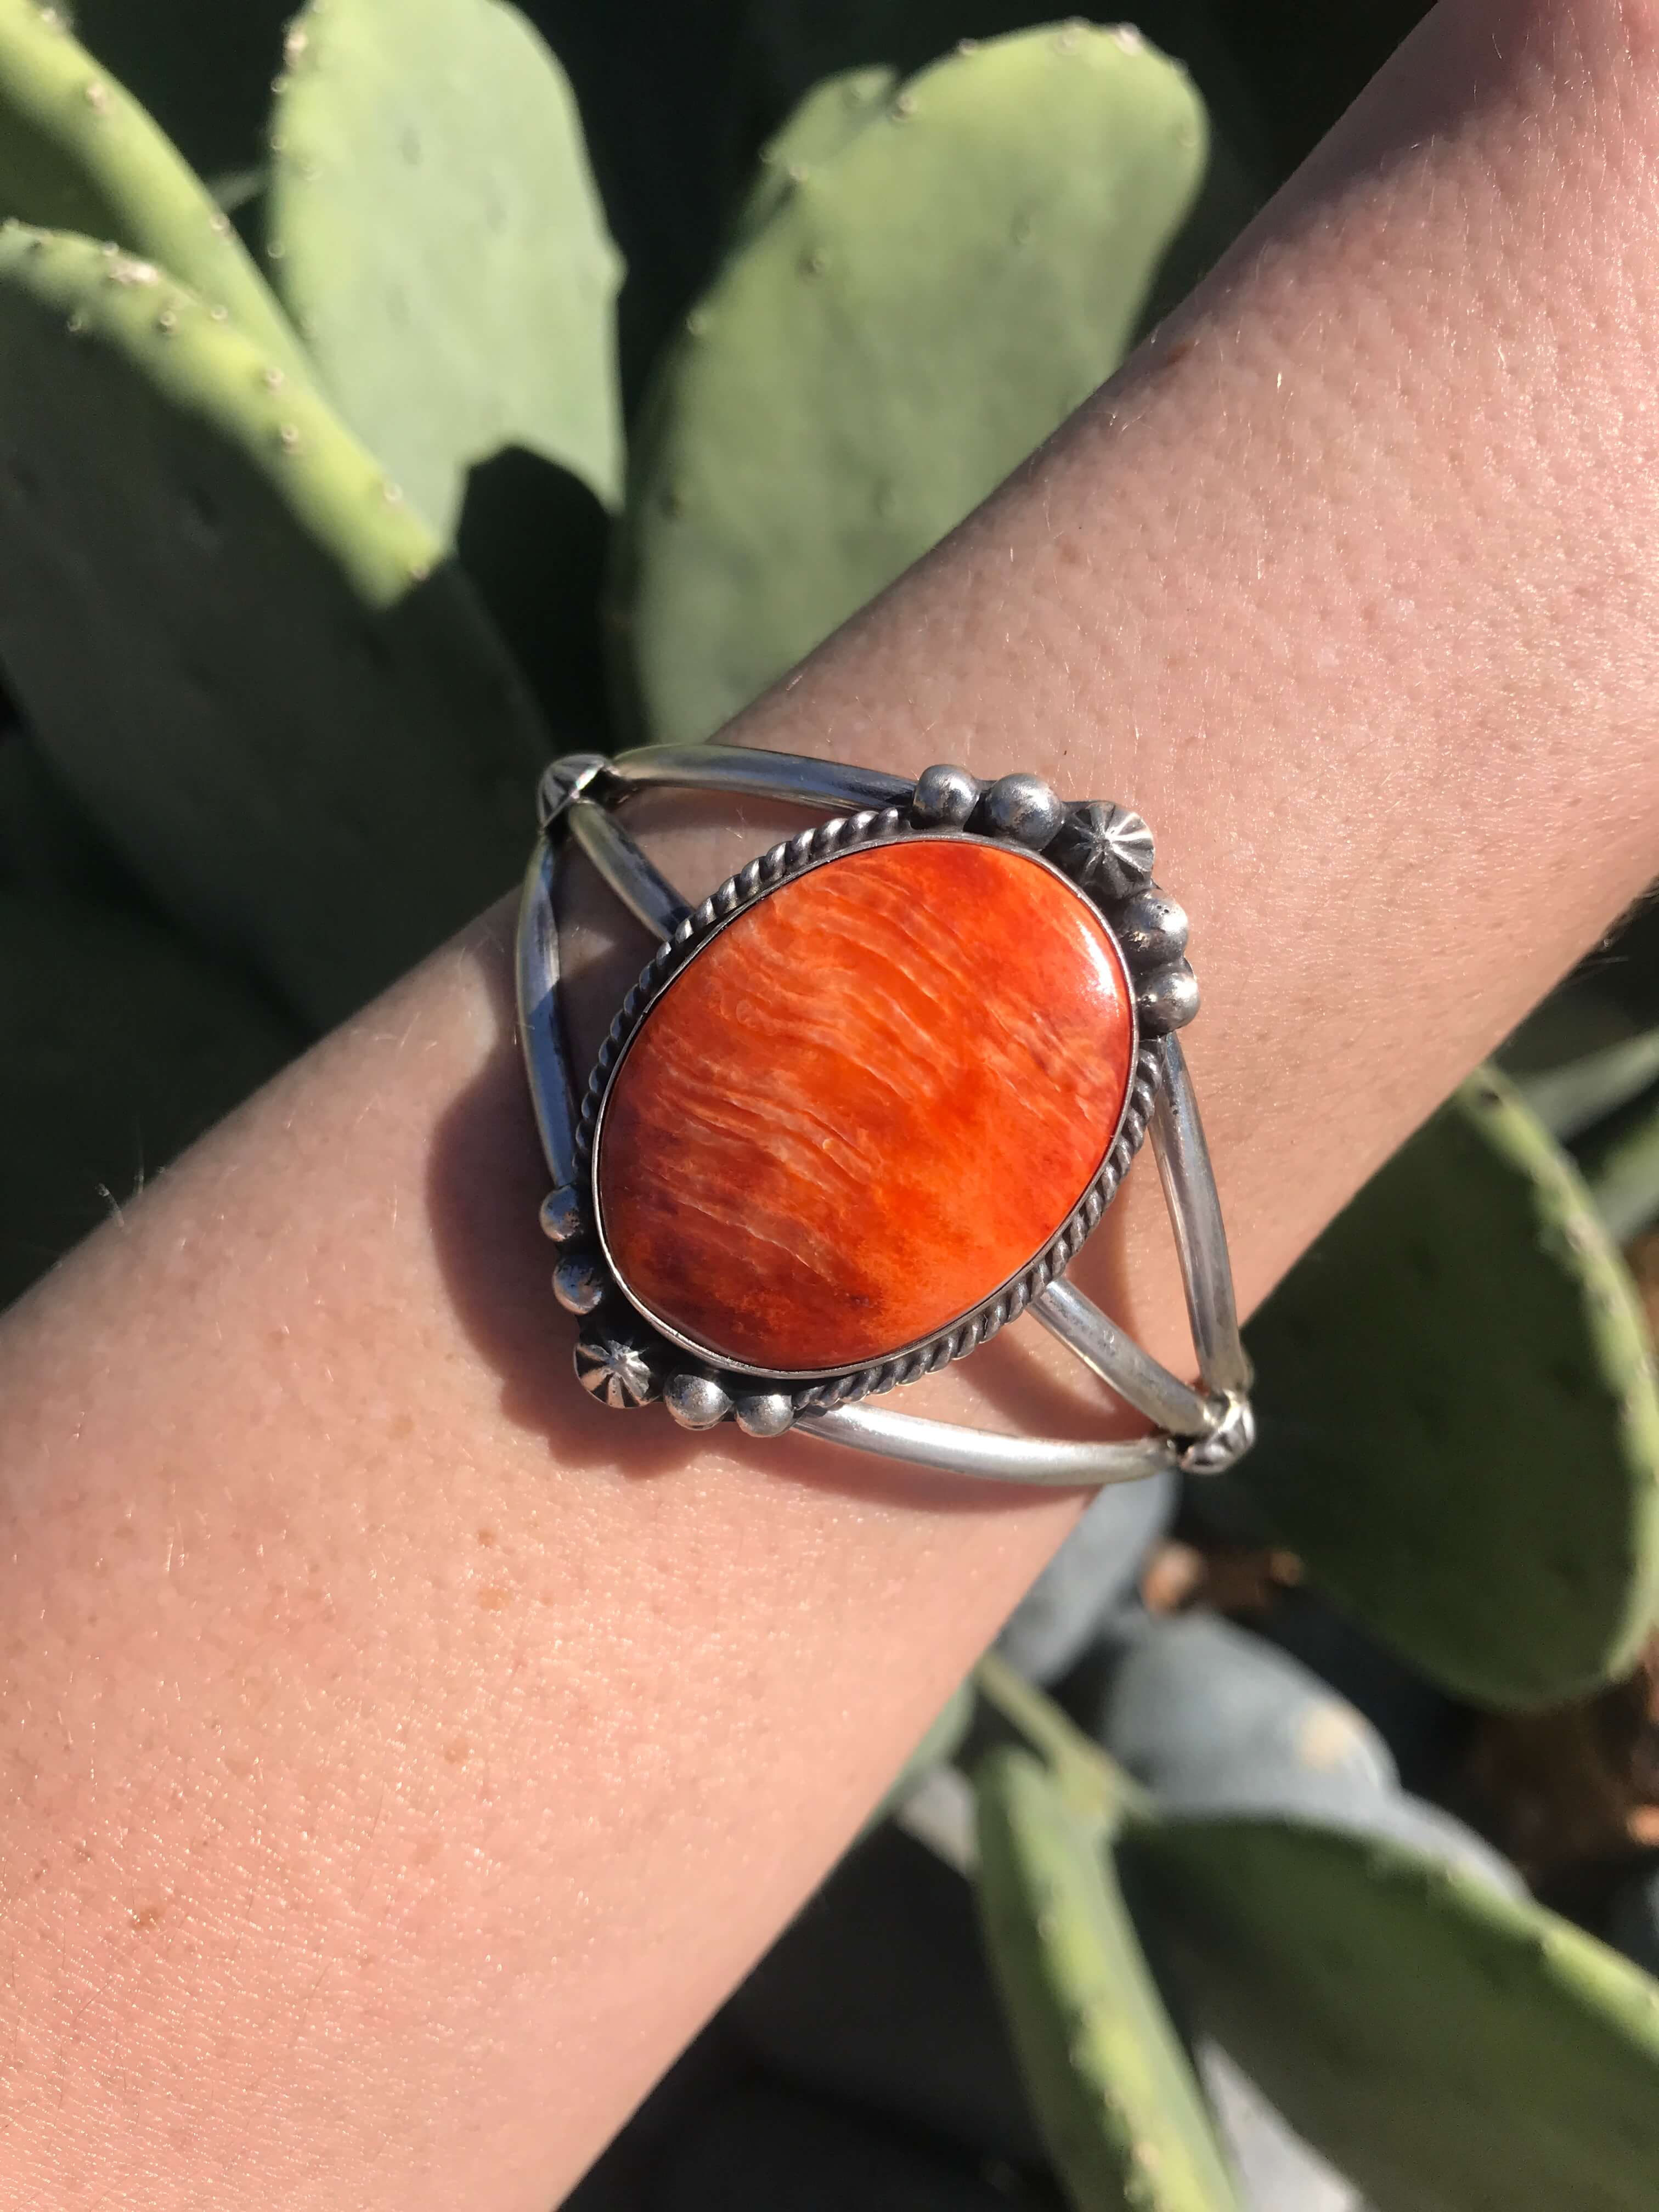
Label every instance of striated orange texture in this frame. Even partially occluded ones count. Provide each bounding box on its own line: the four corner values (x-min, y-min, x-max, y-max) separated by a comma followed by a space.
594, 838, 1134, 1375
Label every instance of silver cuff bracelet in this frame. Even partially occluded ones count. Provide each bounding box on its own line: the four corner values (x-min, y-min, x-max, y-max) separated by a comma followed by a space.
516, 744, 1254, 1488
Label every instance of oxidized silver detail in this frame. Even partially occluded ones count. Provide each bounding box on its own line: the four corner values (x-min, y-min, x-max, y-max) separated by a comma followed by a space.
539, 1187, 583, 1243
911, 761, 980, 828
1136, 960, 1201, 1036
516, 743, 1252, 1488
1113, 885, 1189, 967
575, 1331, 660, 1409
1177, 1390, 1256, 1477
538, 752, 609, 831
981, 772, 1064, 849
569, 809, 1164, 1414
665, 1373, 734, 1430
552, 1249, 607, 1316
735, 1393, 797, 1439
1048, 799, 1155, 900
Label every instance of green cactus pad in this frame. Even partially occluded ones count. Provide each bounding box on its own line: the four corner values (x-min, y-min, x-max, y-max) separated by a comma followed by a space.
728, 65, 897, 252
0, 0, 303, 373
0, 225, 546, 1026
1515, 1028, 1659, 1144
1582, 1088, 1659, 1246
0, 880, 301, 1307
67, 1, 291, 184
1130, 1812, 1659, 2212
1235, 1066, 1659, 1706
266, 0, 623, 537
975, 1746, 1244, 2212
619, 22, 1206, 745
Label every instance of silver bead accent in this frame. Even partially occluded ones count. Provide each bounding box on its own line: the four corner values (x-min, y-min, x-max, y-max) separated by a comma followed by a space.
539, 1187, 583, 1243
1136, 961, 1200, 1035
911, 762, 980, 829
575, 1333, 659, 1409
1051, 800, 1155, 898
735, 1393, 795, 1438
518, 741, 1250, 1486
665, 1372, 732, 1430
1114, 884, 1189, 968
552, 1249, 606, 1316
983, 772, 1063, 849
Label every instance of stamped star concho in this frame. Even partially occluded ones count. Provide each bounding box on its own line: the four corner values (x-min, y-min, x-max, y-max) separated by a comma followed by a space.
575, 1332, 661, 1409
514, 741, 1253, 1491
1048, 800, 1156, 902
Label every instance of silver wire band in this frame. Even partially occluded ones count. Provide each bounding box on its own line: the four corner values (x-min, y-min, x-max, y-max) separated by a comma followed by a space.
519, 746, 1254, 1486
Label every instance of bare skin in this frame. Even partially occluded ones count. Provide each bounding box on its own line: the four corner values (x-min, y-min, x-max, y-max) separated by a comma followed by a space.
3, 2, 1659, 2204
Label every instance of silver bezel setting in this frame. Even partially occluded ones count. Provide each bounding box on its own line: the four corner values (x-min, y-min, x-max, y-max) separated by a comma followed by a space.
516, 744, 1251, 1484
570, 807, 1166, 1413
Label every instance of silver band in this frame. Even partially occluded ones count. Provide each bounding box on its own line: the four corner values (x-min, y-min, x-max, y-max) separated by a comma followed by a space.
517, 745, 1254, 1486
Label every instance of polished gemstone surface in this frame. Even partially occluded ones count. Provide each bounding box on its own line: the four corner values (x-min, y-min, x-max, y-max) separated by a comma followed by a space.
594, 838, 1135, 1375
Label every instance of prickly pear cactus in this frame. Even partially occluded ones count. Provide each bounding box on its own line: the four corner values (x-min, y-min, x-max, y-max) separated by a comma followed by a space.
1129, 1811, 1659, 2212
67, 0, 292, 185
618, 21, 1206, 745
1234, 1066, 1659, 1706
1099, 1611, 1397, 1824
1582, 1084, 1659, 1246
0, 873, 301, 1307
1513, 1026, 1659, 1143
728, 65, 898, 252
266, 0, 624, 536
0, 225, 546, 1026
0, 0, 304, 373
975, 1746, 1244, 2212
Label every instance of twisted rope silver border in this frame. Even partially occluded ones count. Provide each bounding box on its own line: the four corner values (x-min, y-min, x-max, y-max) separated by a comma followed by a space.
568, 805, 1163, 1412
519, 743, 1252, 1481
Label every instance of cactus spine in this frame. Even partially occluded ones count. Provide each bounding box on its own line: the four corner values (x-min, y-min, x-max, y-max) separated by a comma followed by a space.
266, 0, 624, 535
1236, 1066, 1659, 1705
0, 225, 545, 1024
0, 0, 304, 373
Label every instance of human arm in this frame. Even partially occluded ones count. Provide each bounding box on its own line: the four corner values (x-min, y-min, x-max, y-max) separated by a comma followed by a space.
3, 3, 1659, 2204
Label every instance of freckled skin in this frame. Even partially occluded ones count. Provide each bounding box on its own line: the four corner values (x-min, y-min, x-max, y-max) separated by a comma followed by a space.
595, 840, 1135, 1373
3, 11, 1659, 2209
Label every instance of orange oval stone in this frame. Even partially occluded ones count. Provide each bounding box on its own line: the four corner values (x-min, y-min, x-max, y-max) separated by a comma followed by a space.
594, 838, 1135, 1375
